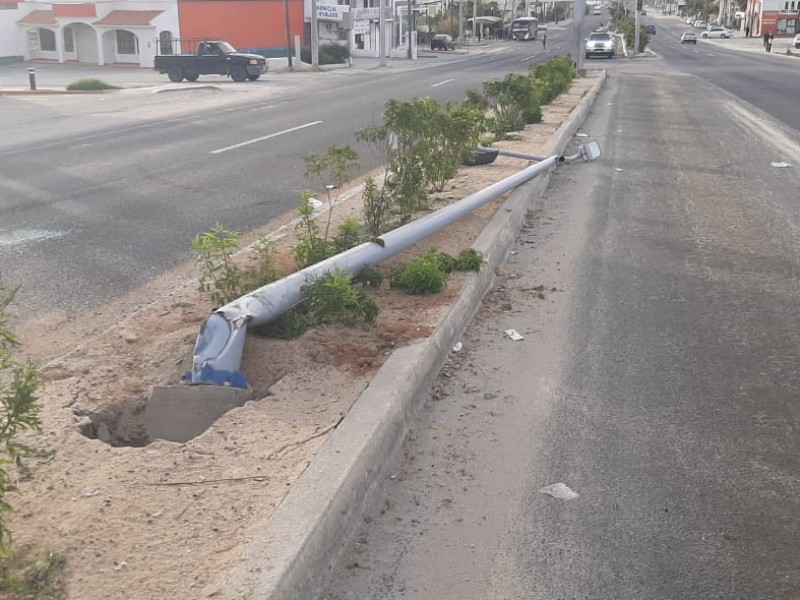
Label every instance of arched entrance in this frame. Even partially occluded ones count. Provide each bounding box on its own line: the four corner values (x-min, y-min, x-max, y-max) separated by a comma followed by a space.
101, 28, 140, 64
63, 22, 98, 63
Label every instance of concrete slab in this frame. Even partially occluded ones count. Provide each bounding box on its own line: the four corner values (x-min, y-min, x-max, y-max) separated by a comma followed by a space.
145, 384, 254, 443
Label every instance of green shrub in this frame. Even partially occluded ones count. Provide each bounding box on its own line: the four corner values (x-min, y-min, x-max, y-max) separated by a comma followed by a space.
333, 218, 364, 252
192, 226, 282, 305
391, 249, 449, 294
353, 266, 384, 288
455, 248, 483, 271
293, 191, 336, 269
361, 176, 392, 238
66, 78, 119, 91
300, 43, 350, 65
268, 271, 378, 337
0, 278, 43, 559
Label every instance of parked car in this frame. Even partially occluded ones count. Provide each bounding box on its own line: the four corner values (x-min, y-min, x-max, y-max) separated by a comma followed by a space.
592, 6, 602, 15
647, 24, 656, 34
693, 20, 707, 28
431, 34, 455, 51
701, 26, 730, 38
793, 32, 800, 48
681, 31, 698, 43
585, 31, 615, 58
153, 40, 267, 82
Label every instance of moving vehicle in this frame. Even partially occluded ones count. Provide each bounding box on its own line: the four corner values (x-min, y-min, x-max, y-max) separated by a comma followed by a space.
701, 26, 730, 38
592, 6, 602, 15
510, 17, 539, 41
153, 40, 268, 83
585, 31, 615, 58
430, 34, 455, 51
647, 24, 656, 34
681, 31, 698, 43
794, 32, 800, 48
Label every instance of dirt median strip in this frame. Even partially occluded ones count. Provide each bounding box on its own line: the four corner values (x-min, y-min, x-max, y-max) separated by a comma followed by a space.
219, 70, 608, 600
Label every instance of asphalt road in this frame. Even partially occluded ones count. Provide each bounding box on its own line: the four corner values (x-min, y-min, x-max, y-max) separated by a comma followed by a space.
321, 40, 800, 600
645, 17, 800, 131
0, 26, 579, 325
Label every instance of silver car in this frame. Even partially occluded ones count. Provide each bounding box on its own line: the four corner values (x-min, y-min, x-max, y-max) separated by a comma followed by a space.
585, 32, 615, 58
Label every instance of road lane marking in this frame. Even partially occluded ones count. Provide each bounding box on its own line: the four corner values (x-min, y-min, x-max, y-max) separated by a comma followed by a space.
210, 120, 324, 154
706, 52, 716, 56
520, 54, 538, 62
431, 78, 455, 88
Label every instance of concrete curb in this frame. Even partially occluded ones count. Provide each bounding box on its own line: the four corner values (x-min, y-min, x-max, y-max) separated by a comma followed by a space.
219, 70, 608, 600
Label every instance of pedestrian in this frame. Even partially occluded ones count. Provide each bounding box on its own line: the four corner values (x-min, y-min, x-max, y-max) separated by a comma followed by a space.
766, 32, 773, 52
542, 32, 547, 49
763, 31, 769, 47
745, 25, 750, 37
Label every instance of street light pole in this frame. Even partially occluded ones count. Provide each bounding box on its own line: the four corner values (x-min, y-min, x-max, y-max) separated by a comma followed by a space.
571, 0, 586, 69
311, 0, 319, 66
379, 0, 387, 65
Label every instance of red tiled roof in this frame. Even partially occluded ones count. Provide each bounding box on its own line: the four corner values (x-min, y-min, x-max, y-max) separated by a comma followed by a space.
17, 10, 57, 25
93, 10, 163, 26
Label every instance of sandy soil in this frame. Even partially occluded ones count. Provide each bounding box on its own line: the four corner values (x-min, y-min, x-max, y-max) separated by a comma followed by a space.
3, 75, 596, 600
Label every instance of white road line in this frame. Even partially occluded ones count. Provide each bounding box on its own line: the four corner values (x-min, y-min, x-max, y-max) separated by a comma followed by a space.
520, 54, 538, 62
431, 78, 455, 88
250, 104, 278, 111
210, 120, 323, 154
0, 228, 66, 248
706, 52, 715, 56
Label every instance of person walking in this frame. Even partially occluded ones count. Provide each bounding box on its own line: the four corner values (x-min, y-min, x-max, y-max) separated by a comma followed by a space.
542, 32, 547, 49
763, 31, 770, 47
745, 25, 750, 37
766, 32, 774, 52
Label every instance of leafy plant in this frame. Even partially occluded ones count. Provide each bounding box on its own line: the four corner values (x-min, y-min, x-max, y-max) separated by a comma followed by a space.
267, 271, 379, 337
293, 190, 336, 269
300, 43, 351, 64
0, 278, 43, 559
353, 266, 384, 288
455, 248, 483, 271
192, 225, 247, 306
192, 226, 282, 305
333, 218, 364, 252
466, 73, 539, 137
303, 145, 360, 240
0, 551, 65, 599
361, 176, 392, 238
390, 249, 449, 294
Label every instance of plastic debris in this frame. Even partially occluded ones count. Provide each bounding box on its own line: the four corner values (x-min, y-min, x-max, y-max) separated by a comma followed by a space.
771, 161, 790, 168
539, 482, 579, 500
308, 198, 324, 209
505, 329, 524, 341
452, 341, 463, 352
575, 132, 589, 138
615, 168, 624, 172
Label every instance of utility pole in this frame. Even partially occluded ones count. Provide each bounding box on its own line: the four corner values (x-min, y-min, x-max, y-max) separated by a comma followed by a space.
379, 0, 386, 65
473, 0, 477, 39
311, 0, 319, 66
571, 0, 585, 69
283, 0, 293, 69
458, 0, 464, 42
633, 0, 641, 54
407, 0, 413, 58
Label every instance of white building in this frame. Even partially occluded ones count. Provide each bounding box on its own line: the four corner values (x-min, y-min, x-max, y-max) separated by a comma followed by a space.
2, 0, 179, 67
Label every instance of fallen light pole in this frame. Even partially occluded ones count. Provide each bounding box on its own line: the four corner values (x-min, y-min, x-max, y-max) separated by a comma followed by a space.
188, 141, 601, 388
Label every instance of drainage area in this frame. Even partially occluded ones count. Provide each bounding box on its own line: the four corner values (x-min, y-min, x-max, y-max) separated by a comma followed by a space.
78, 385, 254, 446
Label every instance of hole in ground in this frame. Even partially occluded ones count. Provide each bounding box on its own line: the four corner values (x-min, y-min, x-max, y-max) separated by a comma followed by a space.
78, 385, 254, 446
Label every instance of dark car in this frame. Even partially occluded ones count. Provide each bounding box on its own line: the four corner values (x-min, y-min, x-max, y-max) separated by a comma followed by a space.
154, 40, 267, 82
647, 24, 656, 34
431, 34, 455, 51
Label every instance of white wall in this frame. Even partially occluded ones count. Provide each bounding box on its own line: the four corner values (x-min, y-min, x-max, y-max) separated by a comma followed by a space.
0, 7, 26, 58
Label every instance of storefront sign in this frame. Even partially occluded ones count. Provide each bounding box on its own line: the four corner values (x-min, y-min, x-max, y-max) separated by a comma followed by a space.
354, 7, 381, 19
316, 3, 349, 21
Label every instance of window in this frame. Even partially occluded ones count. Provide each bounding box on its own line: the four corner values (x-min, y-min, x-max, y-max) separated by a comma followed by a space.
116, 29, 137, 55
39, 28, 55, 52
63, 25, 74, 53
0, 3, 19, 10
159, 30, 173, 54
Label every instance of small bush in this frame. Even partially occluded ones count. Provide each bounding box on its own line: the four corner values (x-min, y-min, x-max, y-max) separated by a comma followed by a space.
333, 218, 364, 252
391, 249, 449, 294
268, 271, 379, 337
353, 266, 384, 288
66, 78, 119, 91
300, 43, 350, 65
455, 248, 483, 271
